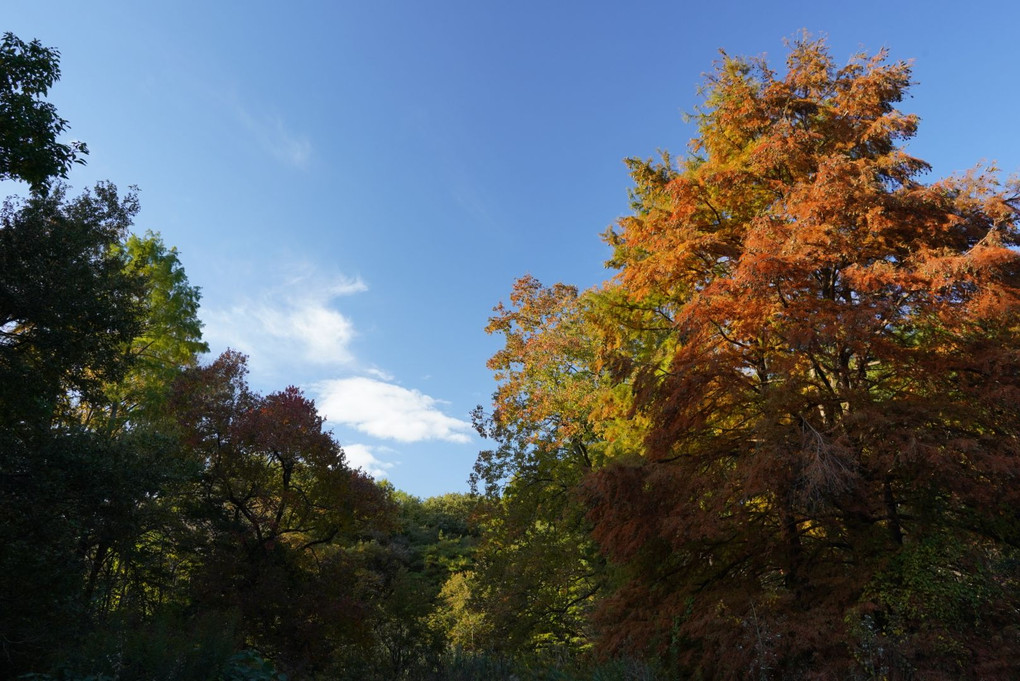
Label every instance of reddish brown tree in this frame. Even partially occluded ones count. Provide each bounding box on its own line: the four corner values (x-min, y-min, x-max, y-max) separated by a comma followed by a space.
170, 351, 393, 674
575, 36, 1020, 679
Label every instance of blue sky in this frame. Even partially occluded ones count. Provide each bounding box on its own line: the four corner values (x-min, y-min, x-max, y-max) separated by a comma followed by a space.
6, 1, 1020, 498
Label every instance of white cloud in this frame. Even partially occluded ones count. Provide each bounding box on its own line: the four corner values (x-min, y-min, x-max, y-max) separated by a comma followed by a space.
203, 269, 367, 374
342, 443, 396, 479
316, 377, 473, 444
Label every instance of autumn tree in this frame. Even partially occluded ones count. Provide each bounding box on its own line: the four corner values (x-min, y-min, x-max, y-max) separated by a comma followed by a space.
469, 270, 681, 662
469, 278, 609, 655
169, 351, 394, 676
580, 36, 1020, 679
483, 35, 1020, 680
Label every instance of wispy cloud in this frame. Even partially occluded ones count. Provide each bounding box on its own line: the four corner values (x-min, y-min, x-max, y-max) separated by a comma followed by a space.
342, 443, 397, 479
365, 367, 396, 382
316, 377, 474, 444
203, 267, 367, 376
235, 105, 312, 169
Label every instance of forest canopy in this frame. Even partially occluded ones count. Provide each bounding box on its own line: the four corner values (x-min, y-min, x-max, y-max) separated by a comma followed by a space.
3, 28, 1020, 681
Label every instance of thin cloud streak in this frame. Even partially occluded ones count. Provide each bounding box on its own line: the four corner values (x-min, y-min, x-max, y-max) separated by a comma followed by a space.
235, 105, 312, 169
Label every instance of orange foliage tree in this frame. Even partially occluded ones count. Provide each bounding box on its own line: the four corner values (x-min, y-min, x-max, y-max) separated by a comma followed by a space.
486, 35, 1020, 679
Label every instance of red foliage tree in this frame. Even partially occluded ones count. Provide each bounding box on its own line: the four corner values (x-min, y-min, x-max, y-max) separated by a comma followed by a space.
170, 351, 393, 674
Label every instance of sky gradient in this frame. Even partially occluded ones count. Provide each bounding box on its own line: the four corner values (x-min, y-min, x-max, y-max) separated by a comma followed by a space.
6, 1, 1019, 498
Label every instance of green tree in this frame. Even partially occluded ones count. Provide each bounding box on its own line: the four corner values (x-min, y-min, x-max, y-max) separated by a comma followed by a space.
90, 231, 208, 435
0, 32, 87, 190
71, 231, 209, 628
0, 30, 226, 681
0, 183, 146, 676
0, 183, 143, 431
327, 488, 484, 680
